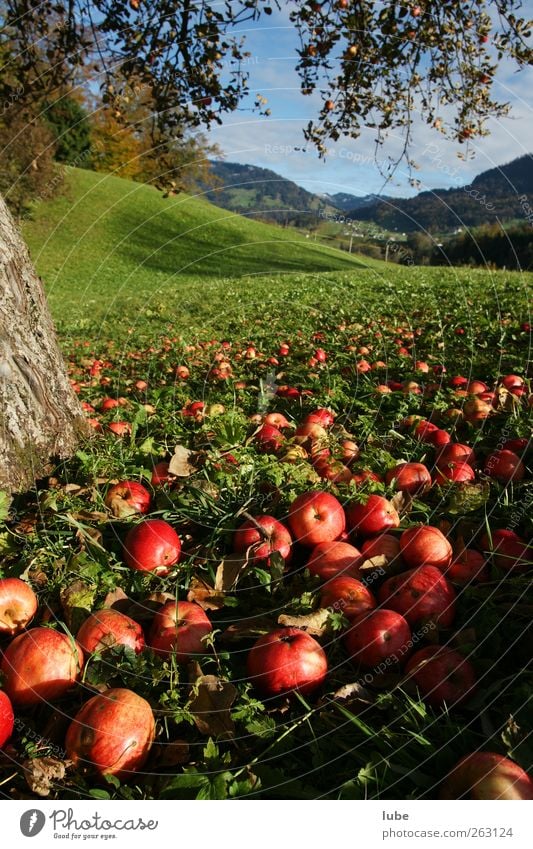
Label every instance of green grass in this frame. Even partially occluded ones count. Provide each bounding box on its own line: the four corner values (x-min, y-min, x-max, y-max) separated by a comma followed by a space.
22, 167, 379, 333
2, 165, 532, 801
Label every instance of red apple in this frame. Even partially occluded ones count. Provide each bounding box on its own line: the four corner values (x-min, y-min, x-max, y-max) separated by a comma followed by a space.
0, 578, 38, 635
400, 525, 452, 571
306, 540, 362, 580
313, 457, 353, 483
233, 515, 292, 566
247, 627, 327, 697
105, 480, 151, 517
77, 609, 145, 656
351, 469, 383, 485
344, 609, 412, 668
436, 443, 476, 468
1, 628, 83, 707
500, 374, 525, 390
483, 529, 532, 573
502, 437, 529, 455
385, 462, 432, 494
320, 576, 376, 619
288, 491, 346, 547
306, 408, 335, 427
66, 688, 155, 779
100, 397, 120, 411
108, 421, 132, 437
427, 429, 451, 449
448, 549, 489, 584
0, 690, 14, 748
149, 600, 212, 662
123, 519, 181, 576
346, 495, 400, 538
440, 752, 533, 800
467, 380, 488, 395
339, 439, 360, 464
414, 420, 439, 441
434, 461, 476, 485
264, 412, 292, 430
151, 461, 171, 486
294, 421, 328, 449
463, 397, 492, 422
361, 533, 402, 564
484, 450, 525, 484
255, 424, 284, 454
378, 565, 456, 628
405, 645, 477, 707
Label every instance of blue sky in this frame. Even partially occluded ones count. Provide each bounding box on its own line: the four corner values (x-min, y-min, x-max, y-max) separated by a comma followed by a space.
208, 4, 533, 199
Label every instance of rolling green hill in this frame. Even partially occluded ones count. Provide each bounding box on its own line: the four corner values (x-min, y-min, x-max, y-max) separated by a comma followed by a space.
22, 167, 377, 332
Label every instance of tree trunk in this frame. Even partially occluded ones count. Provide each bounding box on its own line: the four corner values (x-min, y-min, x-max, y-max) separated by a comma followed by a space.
0, 193, 88, 493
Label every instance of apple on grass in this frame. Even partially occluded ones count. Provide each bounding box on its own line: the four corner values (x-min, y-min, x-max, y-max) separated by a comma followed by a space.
77, 608, 145, 656
484, 449, 525, 484
149, 600, 212, 663
123, 519, 181, 576
0, 628, 83, 708
306, 540, 362, 580
66, 688, 155, 780
400, 525, 452, 571
104, 479, 151, 517
0, 690, 14, 748
378, 565, 456, 628
288, 491, 346, 547
247, 627, 327, 698
448, 549, 489, 584
0, 577, 38, 635
320, 576, 376, 619
385, 462, 432, 494
344, 609, 412, 668
233, 515, 292, 566
345, 495, 400, 538
440, 752, 533, 800
405, 645, 477, 708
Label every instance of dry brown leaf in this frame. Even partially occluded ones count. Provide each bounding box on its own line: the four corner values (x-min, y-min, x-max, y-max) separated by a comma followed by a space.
27, 568, 48, 588
23, 757, 66, 797
102, 587, 130, 611
278, 608, 331, 636
325, 681, 375, 706
13, 515, 38, 535
168, 445, 196, 477
187, 577, 226, 611
64, 483, 83, 494
358, 554, 388, 573
106, 494, 138, 519
495, 385, 521, 412
72, 509, 108, 523
391, 491, 413, 515
189, 675, 237, 738
215, 554, 249, 591
75, 525, 104, 549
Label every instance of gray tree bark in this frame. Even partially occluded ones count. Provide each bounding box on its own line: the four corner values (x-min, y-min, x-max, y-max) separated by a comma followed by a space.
0, 193, 89, 493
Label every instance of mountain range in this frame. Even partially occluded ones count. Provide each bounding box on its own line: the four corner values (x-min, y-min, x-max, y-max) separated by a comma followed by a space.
203, 155, 533, 234
351, 154, 533, 232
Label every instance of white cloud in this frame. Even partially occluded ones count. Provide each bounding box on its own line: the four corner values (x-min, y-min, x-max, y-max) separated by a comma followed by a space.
210, 7, 533, 198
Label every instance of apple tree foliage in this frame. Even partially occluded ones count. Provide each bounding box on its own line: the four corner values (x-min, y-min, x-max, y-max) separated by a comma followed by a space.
0, 0, 531, 177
